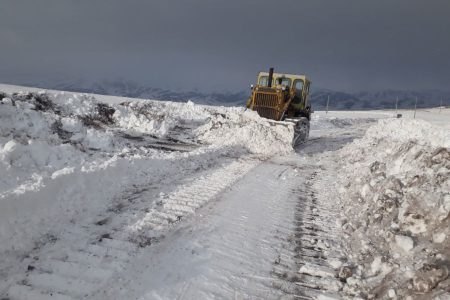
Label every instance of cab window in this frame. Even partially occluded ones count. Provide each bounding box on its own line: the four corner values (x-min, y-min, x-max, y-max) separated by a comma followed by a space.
258, 76, 269, 86
294, 80, 304, 99
294, 80, 304, 91
276, 77, 292, 87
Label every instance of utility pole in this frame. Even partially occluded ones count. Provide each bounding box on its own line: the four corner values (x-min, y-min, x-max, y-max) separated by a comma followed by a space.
440, 98, 443, 113
326, 95, 330, 114
414, 96, 418, 119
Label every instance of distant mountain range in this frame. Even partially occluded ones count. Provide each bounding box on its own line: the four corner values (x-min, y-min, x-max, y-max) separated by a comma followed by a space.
34, 80, 247, 107
310, 89, 450, 110
10, 80, 450, 110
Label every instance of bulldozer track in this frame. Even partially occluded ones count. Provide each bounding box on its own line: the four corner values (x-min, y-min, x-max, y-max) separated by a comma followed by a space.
87, 160, 331, 299
2, 158, 258, 300
272, 170, 345, 299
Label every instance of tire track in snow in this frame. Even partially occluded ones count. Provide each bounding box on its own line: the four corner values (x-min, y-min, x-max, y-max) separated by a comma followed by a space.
271, 169, 346, 299
269, 121, 373, 300
125, 158, 259, 242
92, 161, 309, 300
3, 158, 259, 300
6, 237, 139, 300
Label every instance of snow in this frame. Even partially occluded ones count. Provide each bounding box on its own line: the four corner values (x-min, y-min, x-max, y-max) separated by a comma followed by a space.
394, 235, 414, 252
365, 118, 450, 147
299, 263, 336, 278
433, 232, 446, 244
0, 87, 292, 257
101, 161, 308, 299
335, 113, 450, 298
1, 83, 449, 299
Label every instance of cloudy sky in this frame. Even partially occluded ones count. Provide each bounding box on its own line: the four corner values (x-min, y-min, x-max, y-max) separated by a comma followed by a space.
1, 0, 449, 92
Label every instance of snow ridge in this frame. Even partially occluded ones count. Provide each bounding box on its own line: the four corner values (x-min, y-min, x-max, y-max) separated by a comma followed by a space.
337, 118, 450, 299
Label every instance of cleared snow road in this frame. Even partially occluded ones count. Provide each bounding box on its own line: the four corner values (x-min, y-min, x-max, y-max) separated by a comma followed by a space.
90, 118, 371, 300
95, 158, 310, 299
2, 113, 371, 300
2, 85, 408, 299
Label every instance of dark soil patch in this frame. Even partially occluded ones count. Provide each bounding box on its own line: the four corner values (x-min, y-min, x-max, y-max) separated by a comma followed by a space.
27, 265, 35, 272
98, 233, 112, 242
131, 234, 165, 248
80, 103, 116, 129
32, 94, 54, 111
51, 120, 73, 141
11, 93, 56, 112
95, 218, 110, 226
96, 103, 116, 124
121, 133, 145, 141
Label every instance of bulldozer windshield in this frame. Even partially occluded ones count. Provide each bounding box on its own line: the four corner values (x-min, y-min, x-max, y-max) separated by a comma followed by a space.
258, 76, 292, 88
276, 77, 292, 87
258, 76, 269, 86
294, 80, 304, 91
294, 79, 304, 97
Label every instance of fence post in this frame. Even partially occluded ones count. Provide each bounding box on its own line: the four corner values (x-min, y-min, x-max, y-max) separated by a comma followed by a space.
414, 96, 418, 119
326, 95, 330, 114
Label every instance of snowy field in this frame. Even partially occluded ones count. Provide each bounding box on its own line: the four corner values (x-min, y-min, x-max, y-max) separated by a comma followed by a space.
0, 84, 449, 300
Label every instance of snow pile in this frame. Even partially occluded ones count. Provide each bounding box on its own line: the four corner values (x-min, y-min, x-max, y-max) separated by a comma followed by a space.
337, 118, 450, 299
0, 91, 292, 193
195, 109, 294, 155
364, 119, 450, 148
0, 90, 293, 256
116, 100, 294, 155
0, 93, 91, 194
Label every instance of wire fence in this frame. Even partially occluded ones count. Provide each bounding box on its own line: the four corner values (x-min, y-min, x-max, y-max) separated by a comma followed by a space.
321, 95, 449, 117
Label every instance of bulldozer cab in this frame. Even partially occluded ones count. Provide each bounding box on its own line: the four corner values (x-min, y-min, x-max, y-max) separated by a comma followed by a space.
257, 72, 310, 105
247, 70, 312, 121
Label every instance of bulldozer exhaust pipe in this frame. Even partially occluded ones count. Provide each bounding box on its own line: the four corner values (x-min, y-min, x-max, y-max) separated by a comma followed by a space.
268, 67, 274, 87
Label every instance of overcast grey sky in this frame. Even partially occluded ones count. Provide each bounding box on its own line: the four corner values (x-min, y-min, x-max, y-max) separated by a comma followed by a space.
1, 0, 449, 92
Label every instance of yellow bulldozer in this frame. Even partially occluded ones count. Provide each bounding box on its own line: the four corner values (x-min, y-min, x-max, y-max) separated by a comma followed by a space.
246, 68, 312, 146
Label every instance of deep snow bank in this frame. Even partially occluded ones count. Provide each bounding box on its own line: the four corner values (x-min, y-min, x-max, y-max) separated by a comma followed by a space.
0, 90, 293, 255
337, 119, 450, 299
0, 91, 293, 196
117, 99, 294, 155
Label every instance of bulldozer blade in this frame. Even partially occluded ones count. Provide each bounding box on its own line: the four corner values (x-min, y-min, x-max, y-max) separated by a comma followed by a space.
266, 118, 310, 147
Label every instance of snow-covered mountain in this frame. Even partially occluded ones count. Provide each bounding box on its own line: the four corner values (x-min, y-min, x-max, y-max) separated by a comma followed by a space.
20, 79, 248, 107
7, 79, 450, 110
